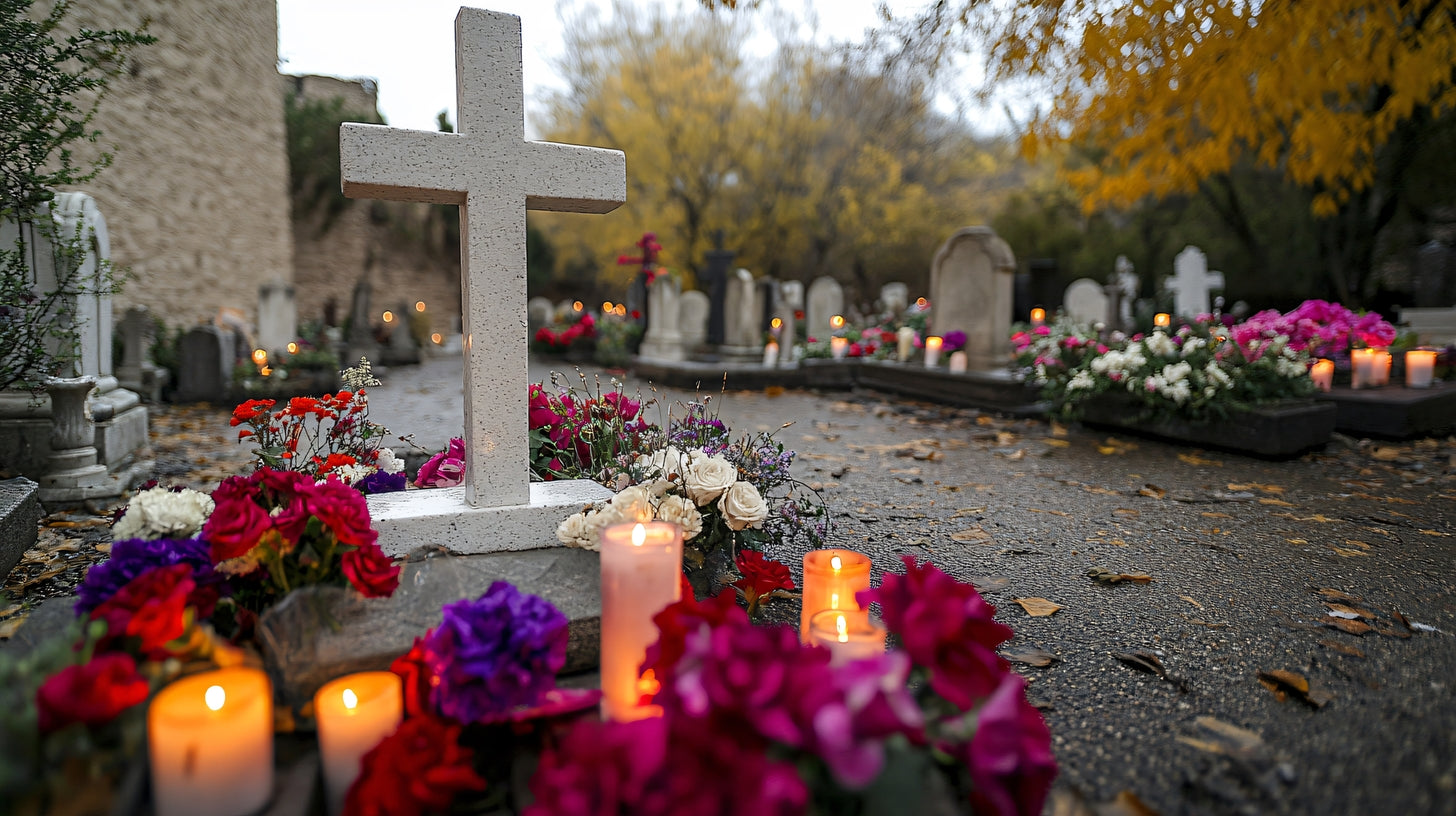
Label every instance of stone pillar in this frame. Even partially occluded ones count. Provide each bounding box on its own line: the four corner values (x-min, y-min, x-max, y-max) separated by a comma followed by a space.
37, 376, 111, 503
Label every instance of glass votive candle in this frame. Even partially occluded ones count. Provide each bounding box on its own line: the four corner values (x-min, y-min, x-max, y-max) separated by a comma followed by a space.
800, 549, 872, 643
1310, 358, 1334, 392
830, 336, 849, 360
1351, 348, 1376, 389
1373, 350, 1392, 386
809, 609, 887, 665
315, 672, 404, 816
1030, 307, 1046, 327
1406, 349, 1436, 388
600, 521, 684, 722
923, 336, 943, 367
1153, 313, 1171, 328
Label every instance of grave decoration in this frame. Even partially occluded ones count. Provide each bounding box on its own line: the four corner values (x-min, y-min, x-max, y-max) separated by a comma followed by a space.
530, 308, 597, 357
799, 301, 932, 361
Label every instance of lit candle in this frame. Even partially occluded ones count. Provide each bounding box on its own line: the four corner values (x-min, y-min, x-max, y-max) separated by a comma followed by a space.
1030, 307, 1046, 327
830, 336, 849, 360
808, 610, 887, 665
948, 351, 968, 374
1351, 348, 1376, 389
770, 317, 783, 339
800, 549, 872, 643
1154, 313, 1171, 328
763, 340, 780, 367
1373, 350, 1392, 386
830, 314, 846, 330
923, 336, 943, 367
149, 668, 273, 816
600, 521, 683, 721
315, 672, 404, 816
1406, 349, 1437, 388
896, 326, 916, 362
1310, 358, 1334, 392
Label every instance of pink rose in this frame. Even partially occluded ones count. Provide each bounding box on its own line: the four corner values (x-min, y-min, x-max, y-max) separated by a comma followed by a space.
415, 437, 466, 488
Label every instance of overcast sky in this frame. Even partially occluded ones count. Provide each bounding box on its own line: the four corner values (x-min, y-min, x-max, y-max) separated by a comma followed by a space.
276, 0, 964, 137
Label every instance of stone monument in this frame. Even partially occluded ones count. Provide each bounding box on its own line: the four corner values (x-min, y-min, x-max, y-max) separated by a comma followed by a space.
929, 227, 1017, 370
637, 276, 687, 362
1166, 246, 1225, 318
1062, 278, 1108, 327
257, 278, 297, 354
806, 276, 844, 341
679, 289, 710, 351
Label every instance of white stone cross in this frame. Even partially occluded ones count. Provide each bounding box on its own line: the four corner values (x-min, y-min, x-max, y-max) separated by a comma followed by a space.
340, 7, 625, 510
1165, 246, 1225, 318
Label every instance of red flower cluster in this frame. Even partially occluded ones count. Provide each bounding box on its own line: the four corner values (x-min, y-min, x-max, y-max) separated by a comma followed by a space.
344, 716, 487, 816
731, 549, 794, 613
528, 383, 649, 479
91, 563, 216, 659
204, 468, 398, 599
533, 313, 596, 349
35, 653, 150, 735
229, 388, 385, 482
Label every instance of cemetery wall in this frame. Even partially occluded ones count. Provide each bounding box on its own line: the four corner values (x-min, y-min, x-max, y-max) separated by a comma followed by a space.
55, 0, 294, 329
288, 76, 463, 338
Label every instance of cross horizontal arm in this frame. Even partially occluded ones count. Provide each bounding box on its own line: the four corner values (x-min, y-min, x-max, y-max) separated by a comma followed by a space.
523, 141, 627, 214
341, 124, 468, 205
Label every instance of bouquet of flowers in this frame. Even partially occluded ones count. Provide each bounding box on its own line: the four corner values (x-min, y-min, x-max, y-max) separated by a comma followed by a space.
528, 557, 1056, 816
1227, 299, 1396, 359
528, 375, 654, 482
532, 311, 597, 355
230, 359, 407, 494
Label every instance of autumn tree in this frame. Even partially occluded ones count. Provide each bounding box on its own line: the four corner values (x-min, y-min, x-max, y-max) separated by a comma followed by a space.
874, 0, 1456, 303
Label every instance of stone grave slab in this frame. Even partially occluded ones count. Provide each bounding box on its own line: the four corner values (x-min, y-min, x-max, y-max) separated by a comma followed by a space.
0, 477, 42, 579
1079, 398, 1335, 458
1166, 246, 1224, 318
1320, 383, 1456, 439
929, 227, 1017, 370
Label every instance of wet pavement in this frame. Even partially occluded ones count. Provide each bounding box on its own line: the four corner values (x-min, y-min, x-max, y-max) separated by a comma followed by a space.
4, 353, 1454, 815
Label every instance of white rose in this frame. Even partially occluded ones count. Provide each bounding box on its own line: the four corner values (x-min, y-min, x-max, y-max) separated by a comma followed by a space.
640, 446, 690, 482
376, 448, 405, 474
610, 485, 656, 523
718, 481, 768, 531
556, 512, 597, 550
684, 454, 737, 505
113, 487, 214, 541
656, 495, 704, 540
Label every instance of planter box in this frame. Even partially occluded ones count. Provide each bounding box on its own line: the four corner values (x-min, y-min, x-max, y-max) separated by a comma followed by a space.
798, 358, 858, 389
1078, 398, 1336, 458
855, 360, 1046, 416
632, 358, 805, 391
1320, 382, 1456, 439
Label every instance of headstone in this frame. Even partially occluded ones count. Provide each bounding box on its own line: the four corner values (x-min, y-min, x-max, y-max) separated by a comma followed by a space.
637, 276, 687, 362
1166, 246, 1225, 317
345, 277, 381, 365
176, 324, 236, 403
780, 281, 805, 313
527, 296, 554, 329
774, 302, 797, 366
806, 276, 844, 341
339, 8, 617, 550
1062, 278, 1108, 327
701, 231, 734, 345
257, 278, 297, 354
929, 227, 1017, 370
626, 274, 648, 325
721, 268, 762, 358
880, 282, 908, 317
116, 306, 169, 403
679, 289, 710, 350
382, 303, 421, 366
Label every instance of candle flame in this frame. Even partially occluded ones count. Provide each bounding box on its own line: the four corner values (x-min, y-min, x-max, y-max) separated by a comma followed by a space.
637, 669, 661, 701
835, 614, 848, 644
204, 685, 225, 711
251, 348, 267, 366
926, 336, 942, 349
830, 592, 840, 609
631, 523, 646, 547
342, 688, 358, 710
771, 317, 782, 329
1030, 307, 1046, 323
830, 315, 845, 329
1154, 313, 1171, 328
830, 555, 842, 571
573, 301, 583, 312
286, 342, 299, 354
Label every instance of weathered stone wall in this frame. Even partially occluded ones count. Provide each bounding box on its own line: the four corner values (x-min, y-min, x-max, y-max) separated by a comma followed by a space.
287, 75, 463, 340
57, 0, 294, 331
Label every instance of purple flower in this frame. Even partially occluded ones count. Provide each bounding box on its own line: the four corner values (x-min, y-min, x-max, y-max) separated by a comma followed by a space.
422, 581, 569, 723
75, 537, 217, 615
941, 330, 968, 352
361, 469, 407, 494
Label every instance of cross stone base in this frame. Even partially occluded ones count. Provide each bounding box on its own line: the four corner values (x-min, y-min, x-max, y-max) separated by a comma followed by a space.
367, 479, 613, 557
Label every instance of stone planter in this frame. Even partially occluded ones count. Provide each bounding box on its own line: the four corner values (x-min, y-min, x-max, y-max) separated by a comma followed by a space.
799, 358, 857, 389
1077, 397, 1336, 457
855, 360, 1046, 416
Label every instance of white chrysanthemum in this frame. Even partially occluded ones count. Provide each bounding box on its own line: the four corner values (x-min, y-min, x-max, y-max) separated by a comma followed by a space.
1145, 331, 1178, 358
112, 487, 214, 541
719, 481, 768, 531
656, 495, 704, 541
376, 448, 405, 474
1161, 379, 1192, 404
683, 454, 737, 505
638, 446, 690, 482
1067, 370, 1096, 391
1162, 361, 1193, 383
556, 512, 597, 550
334, 464, 373, 485
1276, 357, 1307, 378
1204, 362, 1233, 388
1181, 336, 1207, 356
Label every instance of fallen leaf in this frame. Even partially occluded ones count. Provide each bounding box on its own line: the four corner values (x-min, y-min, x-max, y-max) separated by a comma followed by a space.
1325, 602, 1377, 619
1319, 639, 1365, 658
969, 575, 1011, 593
1138, 484, 1167, 499
1324, 618, 1372, 635
1087, 567, 1154, 585
764, 386, 785, 397
1228, 482, 1285, 494
1286, 538, 1309, 545
1050, 421, 1068, 438
1013, 597, 1064, 617
1177, 452, 1223, 466
1113, 651, 1189, 692
1179, 595, 1204, 609
1114, 508, 1141, 517
1258, 498, 1297, 507
951, 527, 995, 544
1110, 538, 1129, 547
1028, 508, 1071, 516
1369, 446, 1404, 461
1003, 647, 1060, 668
1330, 547, 1370, 558
1258, 669, 1333, 708
976, 415, 995, 426
1201, 512, 1232, 519
1044, 438, 1070, 448
995, 449, 1026, 460
1418, 529, 1453, 537
0, 617, 27, 638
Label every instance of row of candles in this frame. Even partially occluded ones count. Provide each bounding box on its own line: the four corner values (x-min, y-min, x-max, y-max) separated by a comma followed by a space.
763, 315, 969, 372
143, 524, 882, 816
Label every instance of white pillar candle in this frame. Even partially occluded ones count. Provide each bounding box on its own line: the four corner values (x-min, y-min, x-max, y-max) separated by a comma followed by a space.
1310, 358, 1334, 392
1373, 350, 1392, 386
600, 521, 683, 721
948, 351, 968, 373
1406, 350, 1436, 388
800, 549, 872, 643
1351, 348, 1375, 389
315, 672, 404, 816
896, 327, 916, 362
923, 336, 943, 367
762, 341, 780, 368
149, 668, 273, 816
830, 336, 849, 360
808, 610, 887, 665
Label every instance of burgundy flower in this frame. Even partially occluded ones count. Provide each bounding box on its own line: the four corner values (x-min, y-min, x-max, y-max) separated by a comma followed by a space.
306, 477, 378, 549
202, 490, 273, 562
957, 673, 1057, 816
340, 541, 399, 598
732, 549, 794, 612
641, 589, 747, 682
602, 391, 640, 421
860, 556, 1013, 710
526, 716, 667, 816
415, 438, 465, 488
91, 564, 198, 658
344, 715, 487, 815
36, 653, 150, 734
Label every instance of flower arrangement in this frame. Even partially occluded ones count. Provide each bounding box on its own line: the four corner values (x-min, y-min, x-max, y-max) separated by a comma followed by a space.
532, 311, 597, 355
1013, 312, 1319, 422
527, 558, 1056, 815
528, 376, 655, 482
1225, 299, 1396, 359
230, 359, 407, 495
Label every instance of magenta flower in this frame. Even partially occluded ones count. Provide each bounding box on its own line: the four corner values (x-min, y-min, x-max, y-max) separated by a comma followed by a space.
957, 672, 1057, 816
415, 437, 465, 488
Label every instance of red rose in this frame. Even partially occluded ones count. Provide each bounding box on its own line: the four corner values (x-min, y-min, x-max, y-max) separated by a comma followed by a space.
36, 653, 150, 734
390, 639, 433, 718
732, 550, 794, 613
229, 398, 276, 427
306, 478, 378, 548
203, 493, 273, 562
344, 716, 487, 816
92, 564, 195, 658
341, 541, 399, 598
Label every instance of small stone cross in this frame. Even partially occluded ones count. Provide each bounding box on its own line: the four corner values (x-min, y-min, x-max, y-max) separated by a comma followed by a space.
1165, 246, 1225, 318
340, 8, 625, 508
